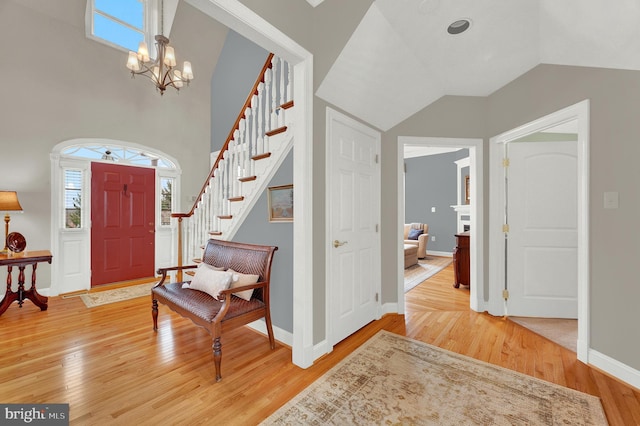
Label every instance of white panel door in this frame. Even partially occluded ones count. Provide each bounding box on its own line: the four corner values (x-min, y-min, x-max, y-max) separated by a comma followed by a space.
507, 140, 578, 318
328, 109, 381, 347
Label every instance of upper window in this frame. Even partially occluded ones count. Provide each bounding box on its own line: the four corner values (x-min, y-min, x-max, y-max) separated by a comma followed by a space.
61, 143, 177, 169
90, 0, 146, 52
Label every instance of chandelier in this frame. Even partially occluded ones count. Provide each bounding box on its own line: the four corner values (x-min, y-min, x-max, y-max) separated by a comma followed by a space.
126, 34, 194, 95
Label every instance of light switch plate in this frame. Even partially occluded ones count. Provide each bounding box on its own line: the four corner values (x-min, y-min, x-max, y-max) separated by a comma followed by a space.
604, 192, 619, 209
431, 207, 436, 213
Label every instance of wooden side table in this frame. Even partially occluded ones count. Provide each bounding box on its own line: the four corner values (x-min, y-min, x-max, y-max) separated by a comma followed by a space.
0, 250, 52, 316
453, 232, 470, 288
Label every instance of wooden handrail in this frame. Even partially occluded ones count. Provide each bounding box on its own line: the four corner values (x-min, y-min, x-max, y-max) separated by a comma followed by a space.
171, 53, 275, 219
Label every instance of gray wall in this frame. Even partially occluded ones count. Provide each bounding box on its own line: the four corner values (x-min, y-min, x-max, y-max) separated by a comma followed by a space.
233, 151, 294, 332
404, 149, 468, 253
210, 30, 269, 152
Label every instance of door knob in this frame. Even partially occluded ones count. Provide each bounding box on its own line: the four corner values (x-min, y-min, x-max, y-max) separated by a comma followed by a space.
333, 240, 348, 248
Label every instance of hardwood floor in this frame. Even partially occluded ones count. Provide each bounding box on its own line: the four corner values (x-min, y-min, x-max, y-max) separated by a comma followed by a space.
1, 265, 638, 425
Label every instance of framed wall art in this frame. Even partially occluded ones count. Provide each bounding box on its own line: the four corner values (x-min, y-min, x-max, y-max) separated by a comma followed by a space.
267, 184, 293, 222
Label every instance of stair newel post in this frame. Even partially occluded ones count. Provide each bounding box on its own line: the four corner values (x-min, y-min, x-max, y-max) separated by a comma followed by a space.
257, 82, 265, 155
270, 57, 278, 131
176, 216, 183, 282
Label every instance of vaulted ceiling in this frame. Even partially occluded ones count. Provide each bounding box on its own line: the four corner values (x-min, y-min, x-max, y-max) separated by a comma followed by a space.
317, 0, 640, 131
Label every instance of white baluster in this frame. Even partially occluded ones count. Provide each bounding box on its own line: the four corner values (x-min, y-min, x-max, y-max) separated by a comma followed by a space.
279, 57, 285, 128
257, 82, 265, 155
245, 105, 253, 177
270, 58, 278, 130
250, 95, 258, 176
286, 61, 293, 105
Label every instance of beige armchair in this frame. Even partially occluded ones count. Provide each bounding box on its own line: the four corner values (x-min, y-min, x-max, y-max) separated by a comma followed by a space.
404, 223, 429, 259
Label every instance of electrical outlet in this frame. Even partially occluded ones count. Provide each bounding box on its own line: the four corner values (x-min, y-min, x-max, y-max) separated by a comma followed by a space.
431, 236, 435, 242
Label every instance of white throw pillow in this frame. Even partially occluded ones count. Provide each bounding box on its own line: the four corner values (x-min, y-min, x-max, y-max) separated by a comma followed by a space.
227, 269, 260, 301
188, 263, 233, 299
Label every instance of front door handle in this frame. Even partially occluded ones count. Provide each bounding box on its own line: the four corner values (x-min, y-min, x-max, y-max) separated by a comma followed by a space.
333, 240, 348, 248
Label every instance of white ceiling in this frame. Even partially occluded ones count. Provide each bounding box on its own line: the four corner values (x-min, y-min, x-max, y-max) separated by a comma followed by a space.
317, 0, 640, 131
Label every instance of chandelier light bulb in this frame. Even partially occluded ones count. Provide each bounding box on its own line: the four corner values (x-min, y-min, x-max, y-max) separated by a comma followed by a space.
164, 46, 176, 67
182, 61, 193, 81
137, 41, 150, 62
126, 51, 141, 71
173, 70, 184, 88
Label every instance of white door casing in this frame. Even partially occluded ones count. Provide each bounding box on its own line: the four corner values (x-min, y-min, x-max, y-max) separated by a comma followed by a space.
489, 99, 590, 362
326, 107, 381, 348
506, 139, 578, 318
396, 137, 484, 315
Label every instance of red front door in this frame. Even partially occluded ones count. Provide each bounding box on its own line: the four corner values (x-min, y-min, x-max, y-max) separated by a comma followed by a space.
91, 162, 155, 287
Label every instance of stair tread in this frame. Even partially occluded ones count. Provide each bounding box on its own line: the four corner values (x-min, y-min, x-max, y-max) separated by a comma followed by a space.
252, 152, 271, 161
265, 126, 287, 137
239, 176, 257, 182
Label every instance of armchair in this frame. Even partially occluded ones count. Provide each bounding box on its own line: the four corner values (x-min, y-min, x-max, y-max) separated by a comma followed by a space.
404, 223, 429, 259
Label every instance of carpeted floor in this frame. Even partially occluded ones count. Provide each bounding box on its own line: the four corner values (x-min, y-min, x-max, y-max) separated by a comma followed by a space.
262, 330, 607, 425
78, 282, 157, 308
404, 255, 453, 293
509, 316, 578, 353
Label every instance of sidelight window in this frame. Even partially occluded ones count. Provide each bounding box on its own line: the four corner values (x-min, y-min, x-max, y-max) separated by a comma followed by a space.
64, 169, 84, 229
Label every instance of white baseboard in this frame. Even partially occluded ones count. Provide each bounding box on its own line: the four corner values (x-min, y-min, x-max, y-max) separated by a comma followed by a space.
248, 320, 293, 347
426, 250, 453, 257
589, 348, 640, 391
381, 302, 399, 317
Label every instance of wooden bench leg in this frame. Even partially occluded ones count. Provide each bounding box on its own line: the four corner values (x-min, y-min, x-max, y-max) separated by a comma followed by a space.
265, 311, 276, 350
213, 336, 222, 382
152, 299, 158, 331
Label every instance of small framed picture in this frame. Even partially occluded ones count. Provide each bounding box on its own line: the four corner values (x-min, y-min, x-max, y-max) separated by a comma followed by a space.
267, 184, 293, 222
465, 175, 470, 204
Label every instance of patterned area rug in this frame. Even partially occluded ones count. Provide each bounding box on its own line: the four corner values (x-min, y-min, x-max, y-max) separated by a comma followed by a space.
262, 330, 608, 425
79, 282, 156, 308
404, 255, 453, 292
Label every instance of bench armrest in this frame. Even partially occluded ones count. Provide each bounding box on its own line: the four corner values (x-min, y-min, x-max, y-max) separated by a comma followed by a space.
218, 280, 268, 297
156, 264, 199, 285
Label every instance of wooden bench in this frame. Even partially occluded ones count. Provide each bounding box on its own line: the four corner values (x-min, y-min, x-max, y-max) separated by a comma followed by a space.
152, 239, 278, 381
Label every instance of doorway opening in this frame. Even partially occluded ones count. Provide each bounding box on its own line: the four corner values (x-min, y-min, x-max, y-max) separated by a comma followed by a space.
396, 137, 484, 315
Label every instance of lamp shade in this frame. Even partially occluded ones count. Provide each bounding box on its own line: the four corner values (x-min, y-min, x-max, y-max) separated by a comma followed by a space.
0, 191, 23, 212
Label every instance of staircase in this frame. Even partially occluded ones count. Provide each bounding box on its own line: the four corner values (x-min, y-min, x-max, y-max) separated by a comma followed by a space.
172, 54, 293, 273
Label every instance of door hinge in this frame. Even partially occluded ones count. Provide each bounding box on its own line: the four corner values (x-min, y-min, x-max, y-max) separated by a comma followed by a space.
502, 158, 510, 167
502, 289, 509, 300
375, 224, 379, 232
375, 292, 379, 302
375, 154, 379, 164
502, 224, 509, 233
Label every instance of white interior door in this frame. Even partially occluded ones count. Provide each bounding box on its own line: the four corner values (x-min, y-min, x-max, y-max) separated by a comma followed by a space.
507, 139, 578, 318
327, 108, 381, 347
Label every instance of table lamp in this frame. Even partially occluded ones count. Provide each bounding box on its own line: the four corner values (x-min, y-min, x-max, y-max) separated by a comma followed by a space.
0, 191, 23, 254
